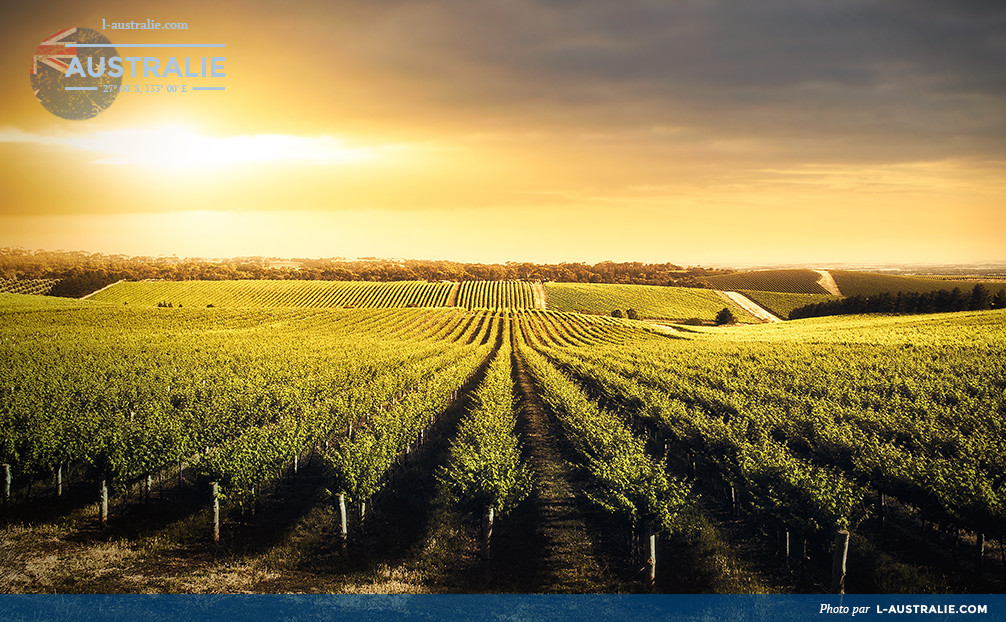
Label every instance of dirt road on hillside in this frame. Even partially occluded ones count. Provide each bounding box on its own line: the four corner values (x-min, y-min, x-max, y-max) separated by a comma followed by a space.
716, 291, 782, 323
80, 280, 123, 299
813, 270, 841, 295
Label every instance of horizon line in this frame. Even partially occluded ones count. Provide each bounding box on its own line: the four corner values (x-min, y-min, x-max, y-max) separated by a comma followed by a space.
2, 247, 1005, 271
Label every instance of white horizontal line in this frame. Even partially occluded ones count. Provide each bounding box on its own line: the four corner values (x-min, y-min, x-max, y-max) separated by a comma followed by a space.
67, 43, 225, 48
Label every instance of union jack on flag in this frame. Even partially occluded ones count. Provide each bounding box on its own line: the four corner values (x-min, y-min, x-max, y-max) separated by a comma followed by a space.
32, 27, 78, 74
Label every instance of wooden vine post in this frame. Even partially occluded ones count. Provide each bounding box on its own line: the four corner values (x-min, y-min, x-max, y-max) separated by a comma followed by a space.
337, 492, 348, 553
644, 520, 657, 586
99, 477, 109, 527
211, 482, 220, 543
783, 528, 791, 570
2, 464, 10, 505
801, 535, 810, 579
56, 464, 63, 497
832, 529, 850, 594
481, 505, 495, 561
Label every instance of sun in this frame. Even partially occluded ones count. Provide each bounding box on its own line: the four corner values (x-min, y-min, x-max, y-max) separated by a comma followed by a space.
42, 124, 380, 170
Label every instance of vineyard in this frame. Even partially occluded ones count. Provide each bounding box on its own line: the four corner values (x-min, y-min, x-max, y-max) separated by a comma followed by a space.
704, 269, 1006, 299
1, 291, 1004, 594
703, 270, 829, 294
543, 282, 754, 322
455, 280, 538, 310
88, 280, 456, 309
736, 290, 840, 320
87, 279, 750, 321
828, 271, 1005, 297
0, 278, 57, 296
86, 279, 549, 311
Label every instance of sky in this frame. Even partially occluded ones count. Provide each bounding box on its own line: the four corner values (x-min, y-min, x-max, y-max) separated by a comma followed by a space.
1, 0, 1004, 265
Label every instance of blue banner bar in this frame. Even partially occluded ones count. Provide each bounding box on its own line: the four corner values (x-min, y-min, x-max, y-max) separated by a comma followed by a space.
0, 595, 1003, 622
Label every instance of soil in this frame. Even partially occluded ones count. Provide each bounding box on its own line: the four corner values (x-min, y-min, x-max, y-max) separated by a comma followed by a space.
446, 283, 460, 307
531, 281, 548, 310
715, 290, 783, 323
813, 270, 842, 296
502, 344, 630, 592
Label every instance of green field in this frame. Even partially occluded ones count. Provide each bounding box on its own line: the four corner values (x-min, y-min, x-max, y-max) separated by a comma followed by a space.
89, 279, 752, 321
544, 282, 756, 322
89, 279, 456, 308
1, 291, 1003, 594
703, 269, 828, 294
737, 290, 840, 319
829, 270, 1006, 297
0, 292, 83, 309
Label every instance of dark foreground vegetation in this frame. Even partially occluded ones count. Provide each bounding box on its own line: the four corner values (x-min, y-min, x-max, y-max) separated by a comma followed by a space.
790, 284, 1006, 320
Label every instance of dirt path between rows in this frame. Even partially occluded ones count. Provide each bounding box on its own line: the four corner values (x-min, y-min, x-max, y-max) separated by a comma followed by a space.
446, 282, 460, 307
531, 281, 548, 310
505, 345, 626, 592
80, 280, 123, 299
812, 270, 842, 296
716, 291, 782, 323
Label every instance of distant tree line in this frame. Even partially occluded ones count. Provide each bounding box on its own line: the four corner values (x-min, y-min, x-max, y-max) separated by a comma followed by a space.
0, 248, 727, 298
789, 284, 1006, 320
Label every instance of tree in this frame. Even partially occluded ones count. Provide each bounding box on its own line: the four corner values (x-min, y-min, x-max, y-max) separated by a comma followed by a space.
948, 287, 966, 311
626, 308, 640, 320
611, 309, 625, 318
991, 288, 1006, 310
969, 284, 991, 310
715, 307, 735, 325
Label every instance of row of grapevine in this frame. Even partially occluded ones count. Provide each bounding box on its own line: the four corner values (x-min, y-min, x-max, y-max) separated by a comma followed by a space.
540, 345, 867, 536
198, 342, 489, 505
455, 281, 536, 310
438, 318, 532, 558
517, 309, 636, 348
322, 318, 502, 544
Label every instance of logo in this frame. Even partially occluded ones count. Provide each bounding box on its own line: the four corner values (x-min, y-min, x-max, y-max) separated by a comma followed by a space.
31, 27, 121, 120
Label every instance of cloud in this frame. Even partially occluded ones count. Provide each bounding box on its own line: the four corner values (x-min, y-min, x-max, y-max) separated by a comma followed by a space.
311, 0, 1006, 163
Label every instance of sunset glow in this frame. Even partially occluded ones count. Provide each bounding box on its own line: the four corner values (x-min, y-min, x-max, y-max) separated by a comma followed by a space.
0, 126, 382, 169
1, 1, 1003, 265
